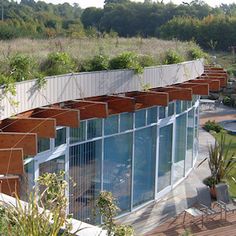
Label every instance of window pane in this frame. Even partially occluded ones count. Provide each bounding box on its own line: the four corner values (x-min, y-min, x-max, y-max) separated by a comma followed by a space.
104, 133, 132, 213
173, 114, 187, 183
176, 100, 182, 114
133, 126, 156, 207
158, 124, 172, 192
186, 108, 194, 173
135, 109, 146, 128
38, 138, 50, 153
69, 141, 102, 224
168, 103, 175, 116
159, 106, 166, 119
147, 107, 157, 125
70, 121, 86, 144
120, 112, 133, 132
87, 119, 102, 139
104, 115, 118, 135
55, 128, 66, 147
182, 101, 188, 111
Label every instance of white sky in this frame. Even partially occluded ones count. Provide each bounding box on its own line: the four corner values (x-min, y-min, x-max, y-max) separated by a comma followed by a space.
41, 0, 236, 9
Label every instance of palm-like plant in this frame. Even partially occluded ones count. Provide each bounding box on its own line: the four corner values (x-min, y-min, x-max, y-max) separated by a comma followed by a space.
208, 133, 236, 184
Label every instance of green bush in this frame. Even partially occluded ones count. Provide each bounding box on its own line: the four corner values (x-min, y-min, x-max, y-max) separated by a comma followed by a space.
82, 54, 110, 72
223, 96, 235, 107
163, 50, 184, 65
9, 54, 35, 82
204, 120, 222, 133
138, 54, 156, 67
188, 47, 207, 60
109, 51, 144, 74
41, 52, 75, 76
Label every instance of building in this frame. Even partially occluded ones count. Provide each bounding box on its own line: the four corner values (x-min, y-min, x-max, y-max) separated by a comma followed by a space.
0, 59, 227, 224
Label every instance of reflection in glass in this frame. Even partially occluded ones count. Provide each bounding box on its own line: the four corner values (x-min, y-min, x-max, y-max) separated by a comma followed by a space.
157, 124, 172, 192
120, 112, 133, 132
70, 121, 86, 144
147, 107, 157, 124
133, 127, 156, 207
55, 128, 66, 147
135, 109, 146, 128
87, 119, 102, 139
104, 115, 118, 135
159, 106, 166, 119
38, 138, 50, 153
104, 133, 132, 213
173, 114, 187, 183
168, 102, 175, 116
69, 141, 101, 224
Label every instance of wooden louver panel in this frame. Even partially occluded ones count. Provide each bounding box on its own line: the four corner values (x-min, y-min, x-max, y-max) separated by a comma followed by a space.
0, 149, 24, 175
0, 132, 37, 156
176, 83, 209, 96
0, 117, 56, 138
0, 176, 19, 196
189, 79, 221, 91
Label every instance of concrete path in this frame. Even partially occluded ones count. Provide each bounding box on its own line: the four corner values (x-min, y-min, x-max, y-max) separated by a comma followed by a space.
118, 128, 214, 235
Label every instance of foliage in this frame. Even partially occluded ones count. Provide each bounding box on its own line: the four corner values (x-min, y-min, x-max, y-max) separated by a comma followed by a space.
41, 52, 75, 76
188, 47, 207, 60
204, 120, 223, 133
138, 54, 156, 67
0, 171, 74, 236
223, 96, 235, 107
163, 50, 184, 65
96, 191, 134, 236
109, 51, 144, 74
207, 132, 236, 185
87, 54, 109, 72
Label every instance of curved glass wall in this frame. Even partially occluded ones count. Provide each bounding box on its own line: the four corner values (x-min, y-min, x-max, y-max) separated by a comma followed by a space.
27, 97, 200, 224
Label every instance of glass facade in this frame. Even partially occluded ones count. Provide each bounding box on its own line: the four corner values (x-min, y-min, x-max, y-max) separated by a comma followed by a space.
27, 98, 200, 224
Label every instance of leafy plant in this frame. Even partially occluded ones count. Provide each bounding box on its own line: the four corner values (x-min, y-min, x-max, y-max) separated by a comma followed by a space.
96, 191, 134, 236
163, 50, 184, 64
138, 54, 156, 67
109, 51, 144, 74
207, 133, 236, 185
188, 47, 207, 60
204, 120, 222, 133
41, 52, 75, 76
223, 96, 235, 107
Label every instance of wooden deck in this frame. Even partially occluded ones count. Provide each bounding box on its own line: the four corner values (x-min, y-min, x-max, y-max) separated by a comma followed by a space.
145, 211, 236, 236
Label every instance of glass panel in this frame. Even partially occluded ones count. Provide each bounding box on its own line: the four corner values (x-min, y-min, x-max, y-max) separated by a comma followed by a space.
176, 100, 182, 114
147, 107, 157, 125
38, 138, 50, 153
69, 141, 102, 224
87, 119, 102, 139
194, 106, 199, 159
158, 124, 172, 192
173, 114, 187, 183
182, 101, 188, 111
135, 109, 146, 128
21, 159, 35, 201
168, 102, 175, 116
104, 115, 118, 135
55, 128, 66, 147
133, 126, 156, 207
185, 109, 194, 173
70, 121, 86, 144
104, 133, 132, 213
120, 112, 133, 132
39, 155, 65, 175
159, 106, 166, 119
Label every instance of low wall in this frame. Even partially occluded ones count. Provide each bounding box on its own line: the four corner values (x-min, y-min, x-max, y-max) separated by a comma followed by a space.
0, 59, 204, 120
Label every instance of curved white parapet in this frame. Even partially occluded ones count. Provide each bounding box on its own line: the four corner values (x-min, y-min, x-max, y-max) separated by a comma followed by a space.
0, 59, 204, 120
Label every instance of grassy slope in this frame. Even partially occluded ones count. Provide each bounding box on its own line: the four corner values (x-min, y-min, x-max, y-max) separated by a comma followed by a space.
0, 37, 196, 64
214, 132, 236, 197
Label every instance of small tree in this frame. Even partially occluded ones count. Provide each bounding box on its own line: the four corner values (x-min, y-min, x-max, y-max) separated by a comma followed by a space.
96, 191, 134, 236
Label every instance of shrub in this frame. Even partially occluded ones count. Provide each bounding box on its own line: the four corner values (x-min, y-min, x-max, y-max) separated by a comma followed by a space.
41, 52, 75, 76
223, 96, 235, 107
204, 120, 222, 133
9, 54, 35, 82
163, 50, 184, 64
109, 51, 143, 74
88, 54, 109, 71
138, 54, 156, 67
188, 47, 207, 60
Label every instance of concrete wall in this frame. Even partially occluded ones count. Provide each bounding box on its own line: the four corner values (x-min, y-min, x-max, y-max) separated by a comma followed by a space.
0, 59, 204, 120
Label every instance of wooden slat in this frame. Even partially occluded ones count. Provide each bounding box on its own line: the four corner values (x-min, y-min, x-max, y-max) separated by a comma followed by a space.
203, 72, 227, 78
0, 176, 20, 196
189, 79, 221, 91
204, 66, 225, 71
0, 132, 37, 156
64, 100, 108, 120
125, 91, 169, 108
0, 149, 24, 175
87, 95, 136, 115
151, 87, 192, 101
32, 107, 80, 128
198, 76, 227, 87
176, 83, 209, 95
0, 117, 56, 138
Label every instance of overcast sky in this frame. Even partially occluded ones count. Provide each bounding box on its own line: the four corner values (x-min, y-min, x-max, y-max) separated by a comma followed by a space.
41, 0, 236, 9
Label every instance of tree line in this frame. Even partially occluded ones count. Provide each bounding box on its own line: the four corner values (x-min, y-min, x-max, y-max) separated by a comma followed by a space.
0, 0, 236, 51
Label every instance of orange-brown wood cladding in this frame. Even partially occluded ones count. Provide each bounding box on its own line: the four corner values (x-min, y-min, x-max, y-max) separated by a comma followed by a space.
177, 83, 209, 95
0, 176, 20, 196
197, 76, 227, 87
0, 149, 24, 175
0, 132, 37, 156
32, 107, 80, 128
64, 100, 108, 120
189, 79, 221, 91
0, 118, 56, 138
